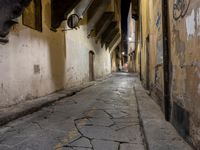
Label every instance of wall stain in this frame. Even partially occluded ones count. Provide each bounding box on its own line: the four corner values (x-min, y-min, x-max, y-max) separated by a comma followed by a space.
174, 29, 186, 67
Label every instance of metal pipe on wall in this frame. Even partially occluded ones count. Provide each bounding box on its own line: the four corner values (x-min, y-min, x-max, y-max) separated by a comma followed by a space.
162, 0, 171, 121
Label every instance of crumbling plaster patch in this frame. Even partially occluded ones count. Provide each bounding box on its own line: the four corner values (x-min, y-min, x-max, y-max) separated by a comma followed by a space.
186, 10, 195, 39
186, 7, 200, 38
197, 7, 200, 36
198, 70, 200, 95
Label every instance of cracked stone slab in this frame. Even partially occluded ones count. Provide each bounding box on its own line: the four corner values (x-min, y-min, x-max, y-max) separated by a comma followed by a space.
62, 147, 74, 150
92, 139, 119, 150
116, 125, 143, 144
111, 124, 137, 131
113, 117, 139, 122
78, 125, 130, 142
82, 109, 112, 119
105, 110, 128, 118
70, 148, 92, 150
11, 132, 64, 150
120, 143, 145, 150
87, 117, 114, 127
0, 145, 11, 150
0, 134, 31, 147
67, 137, 92, 148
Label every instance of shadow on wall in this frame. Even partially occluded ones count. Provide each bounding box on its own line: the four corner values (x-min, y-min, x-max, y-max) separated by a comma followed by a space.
0, 1, 66, 108
9, 2, 65, 106
43, 2, 66, 90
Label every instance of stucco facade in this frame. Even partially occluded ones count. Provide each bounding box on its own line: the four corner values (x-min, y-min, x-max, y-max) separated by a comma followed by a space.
132, 0, 200, 147
169, 0, 200, 147
0, 0, 121, 108
127, 3, 136, 73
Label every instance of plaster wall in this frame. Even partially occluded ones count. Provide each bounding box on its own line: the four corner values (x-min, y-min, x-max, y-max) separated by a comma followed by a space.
65, 22, 111, 87
0, 0, 112, 108
168, 0, 200, 146
0, 0, 66, 108
148, 0, 164, 106
135, 0, 200, 147
135, 0, 164, 105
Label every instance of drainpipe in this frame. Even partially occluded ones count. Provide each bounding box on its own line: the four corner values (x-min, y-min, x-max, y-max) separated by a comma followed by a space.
162, 0, 171, 121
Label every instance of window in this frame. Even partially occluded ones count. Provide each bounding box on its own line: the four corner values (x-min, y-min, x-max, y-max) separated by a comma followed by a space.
22, 0, 42, 31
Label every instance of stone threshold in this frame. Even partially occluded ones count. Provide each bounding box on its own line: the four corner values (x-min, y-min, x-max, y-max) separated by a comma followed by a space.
0, 74, 111, 127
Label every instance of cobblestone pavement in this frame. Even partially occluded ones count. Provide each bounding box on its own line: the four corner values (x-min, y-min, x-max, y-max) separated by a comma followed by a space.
0, 73, 192, 150
0, 73, 145, 150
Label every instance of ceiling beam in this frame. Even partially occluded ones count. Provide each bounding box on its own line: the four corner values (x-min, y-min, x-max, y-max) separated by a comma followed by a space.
86, 0, 111, 34
95, 12, 114, 41
105, 28, 119, 49
108, 33, 121, 50
101, 21, 118, 45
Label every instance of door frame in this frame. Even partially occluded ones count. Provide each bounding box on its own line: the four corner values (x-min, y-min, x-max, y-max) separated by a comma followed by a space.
89, 51, 95, 81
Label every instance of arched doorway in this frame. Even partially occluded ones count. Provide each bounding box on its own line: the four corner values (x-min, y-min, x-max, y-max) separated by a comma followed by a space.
89, 51, 95, 81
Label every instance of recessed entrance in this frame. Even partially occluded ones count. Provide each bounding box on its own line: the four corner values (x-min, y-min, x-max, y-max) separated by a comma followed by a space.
89, 51, 95, 81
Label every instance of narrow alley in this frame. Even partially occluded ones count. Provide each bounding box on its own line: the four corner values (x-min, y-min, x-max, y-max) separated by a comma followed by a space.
0, 0, 200, 149
0, 73, 192, 150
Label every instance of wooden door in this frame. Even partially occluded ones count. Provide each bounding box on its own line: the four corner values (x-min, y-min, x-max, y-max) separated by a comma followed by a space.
89, 51, 94, 81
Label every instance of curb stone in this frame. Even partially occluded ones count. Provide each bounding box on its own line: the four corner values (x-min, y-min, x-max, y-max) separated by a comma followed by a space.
134, 79, 193, 150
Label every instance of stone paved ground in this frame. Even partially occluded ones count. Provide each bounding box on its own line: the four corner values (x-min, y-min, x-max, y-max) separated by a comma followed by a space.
0, 73, 193, 150
0, 73, 144, 150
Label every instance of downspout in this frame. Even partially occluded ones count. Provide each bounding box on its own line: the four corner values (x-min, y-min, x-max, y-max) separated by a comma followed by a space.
162, 0, 171, 121
138, 0, 142, 81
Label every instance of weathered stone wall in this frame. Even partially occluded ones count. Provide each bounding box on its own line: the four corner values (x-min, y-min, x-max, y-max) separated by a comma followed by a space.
148, 0, 164, 106
0, 0, 115, 108
168, 0, 200, 147
136, 0, 164, 91
134, 0, 200, 147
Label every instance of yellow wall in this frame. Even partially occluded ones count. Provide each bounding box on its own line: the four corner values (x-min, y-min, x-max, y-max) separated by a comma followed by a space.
0, 0, 66, 107
0, 0, 121, 108
134, 0, 200, 147
168, 0, 200, 146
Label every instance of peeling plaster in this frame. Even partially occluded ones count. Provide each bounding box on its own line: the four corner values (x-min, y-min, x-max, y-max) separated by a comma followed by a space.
197, 8, 200, 36
186, 10, 195, 39
198, 70, 200, 95
156, 13, 161, 31
198, 84, 200, 95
